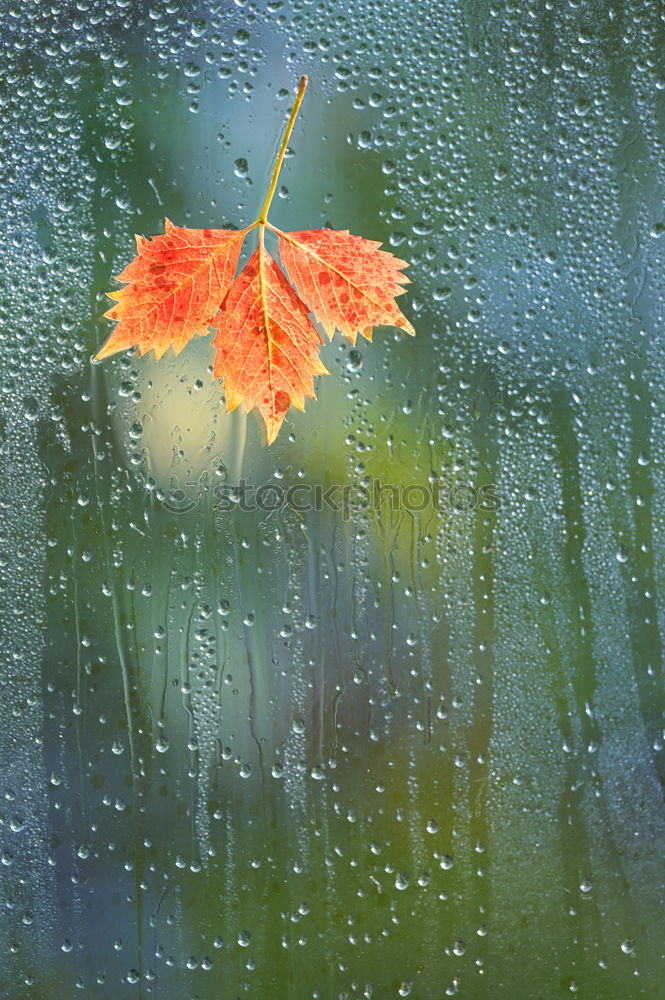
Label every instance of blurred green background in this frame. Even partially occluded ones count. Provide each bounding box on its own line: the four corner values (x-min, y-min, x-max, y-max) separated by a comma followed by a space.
2, 0, 665, 997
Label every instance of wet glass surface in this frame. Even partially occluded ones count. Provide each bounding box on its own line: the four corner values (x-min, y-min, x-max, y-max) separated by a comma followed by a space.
2, 1, 665, 997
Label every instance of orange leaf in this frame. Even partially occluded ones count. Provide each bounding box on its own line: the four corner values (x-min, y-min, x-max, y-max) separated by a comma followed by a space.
211, 243, 328, 445
275, 227, 415, 345
93, 76, 415, 444
94, 218, 246, 361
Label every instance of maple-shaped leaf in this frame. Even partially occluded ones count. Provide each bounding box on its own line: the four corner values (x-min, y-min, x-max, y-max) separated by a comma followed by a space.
275, 227, 414, 345
211, 244, 328, 445
93, 76, 415, 444
95, 219, 246, 361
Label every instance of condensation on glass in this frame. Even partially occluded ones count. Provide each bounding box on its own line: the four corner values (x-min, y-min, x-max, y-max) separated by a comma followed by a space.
1, 1, 664, 997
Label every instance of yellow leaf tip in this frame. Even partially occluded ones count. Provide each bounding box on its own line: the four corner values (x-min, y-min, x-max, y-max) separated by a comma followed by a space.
265, 424, 280, 445
92, 343, 114, 362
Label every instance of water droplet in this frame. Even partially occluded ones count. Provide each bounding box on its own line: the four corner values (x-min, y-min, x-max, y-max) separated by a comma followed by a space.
233, 158, 249, 179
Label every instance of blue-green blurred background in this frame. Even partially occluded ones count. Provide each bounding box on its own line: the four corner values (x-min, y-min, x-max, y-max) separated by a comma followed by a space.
2, 0, 665, 997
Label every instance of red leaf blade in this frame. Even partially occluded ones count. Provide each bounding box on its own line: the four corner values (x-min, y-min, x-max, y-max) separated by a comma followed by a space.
211, 245, 328, 445
277, 228, 415, 345
95, 219, 246, 361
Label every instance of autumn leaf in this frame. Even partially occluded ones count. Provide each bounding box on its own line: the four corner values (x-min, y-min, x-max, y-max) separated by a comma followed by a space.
94, 75, 415, 444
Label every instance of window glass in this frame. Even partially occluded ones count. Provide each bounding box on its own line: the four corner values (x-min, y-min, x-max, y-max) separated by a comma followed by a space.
2, 1, 664, 996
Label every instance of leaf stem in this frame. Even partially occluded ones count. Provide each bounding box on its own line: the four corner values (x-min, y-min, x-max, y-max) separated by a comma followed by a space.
257, 75, 308, 225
